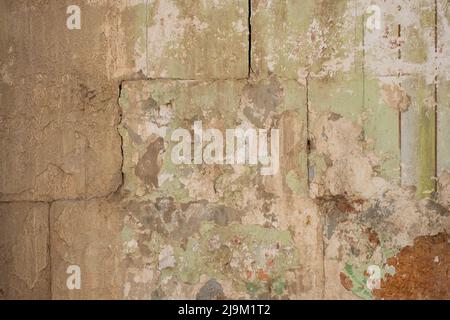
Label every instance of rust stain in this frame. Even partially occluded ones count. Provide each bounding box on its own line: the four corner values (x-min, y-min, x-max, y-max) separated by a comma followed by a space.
339, 272, 353, 291
257, 269, 271, 282
373, 233, 450, 299
336, 196, 364, 213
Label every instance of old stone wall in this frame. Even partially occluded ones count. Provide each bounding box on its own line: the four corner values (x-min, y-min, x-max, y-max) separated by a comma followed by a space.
0, 0, 449, 299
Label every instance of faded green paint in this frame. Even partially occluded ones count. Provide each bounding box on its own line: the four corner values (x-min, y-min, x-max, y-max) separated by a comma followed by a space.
251, 0, 315, 78
286, 170, 302, 194
307, 0, 366, 198
363, 76, 400, 183
437, 0, 450, 181
344, 263, 373, 300
399, 1, 436, 198
417, 78, 437, 197
122, 226, 134, 242
145, 0, 248, 79
143, 222, 299, 297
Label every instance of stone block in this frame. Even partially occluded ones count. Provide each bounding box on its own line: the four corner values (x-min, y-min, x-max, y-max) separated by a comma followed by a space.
50, 199, 124, 299
145, 0, 248, 78
0, 202, 50, 299
0, 1, 145, 200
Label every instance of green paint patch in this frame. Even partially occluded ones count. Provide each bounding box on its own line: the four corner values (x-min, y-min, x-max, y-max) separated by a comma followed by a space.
344, 263, 373, 300
147, 222, 299, 298
272, 278, 286, 296
286, 170, 302, 194
121, 225, 134, 242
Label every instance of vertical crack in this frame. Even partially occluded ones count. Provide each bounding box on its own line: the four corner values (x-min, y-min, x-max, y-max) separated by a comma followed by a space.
248, 0, 252, 77
117, 81, 125, 192
145, 0, 149, 76
434, 0, 438, 193
47, 201, 53, 299
398, 20, 402, 186
306, 73, 311, 189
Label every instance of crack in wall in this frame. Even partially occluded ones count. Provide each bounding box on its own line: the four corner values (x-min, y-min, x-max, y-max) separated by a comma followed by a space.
434, 0, 439, 194
248, 0, 252, 77
47, 202, 52, 299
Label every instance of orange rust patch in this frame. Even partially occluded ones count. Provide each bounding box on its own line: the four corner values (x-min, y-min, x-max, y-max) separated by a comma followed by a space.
373, 233, 450, 299
340, 272, 353, 291
257, 269, 271, 282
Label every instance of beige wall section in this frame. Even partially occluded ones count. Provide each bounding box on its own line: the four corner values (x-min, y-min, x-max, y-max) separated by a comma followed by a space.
0, 202, 50, 299
50, 199, 124, 299
0, 0, 144, 201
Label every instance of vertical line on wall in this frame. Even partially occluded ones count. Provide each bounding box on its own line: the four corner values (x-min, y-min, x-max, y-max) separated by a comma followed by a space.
398, 22, 402, 185
248, 0, 252, 77
434, 0, 438, 193
145, 0, 149, 76
306, 73, 311, 189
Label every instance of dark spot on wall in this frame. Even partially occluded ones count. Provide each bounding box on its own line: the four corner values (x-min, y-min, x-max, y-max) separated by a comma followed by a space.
425, 200, 450, 217
135, 137, 165, 189
243, 77, 282, 127
196, 279, 225, 300
365, 227, 380, 247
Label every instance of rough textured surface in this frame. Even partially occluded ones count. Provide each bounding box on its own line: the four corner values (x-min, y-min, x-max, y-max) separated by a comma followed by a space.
119, 79, 324, 299
1, 0, 449, 300
373, 232, 450, 299
323, 191, 449, 299
119, 78, 308, 202
50, 199, 124, 299
144, 0, 248, 78
0, 202, 50, 299
0, 0, 138, 201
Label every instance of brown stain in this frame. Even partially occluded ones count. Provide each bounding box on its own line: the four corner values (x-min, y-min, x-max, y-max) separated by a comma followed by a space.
381, 83, 411, 112
339, 272, 353, 291
336, 196, 364, 213
135, 137, 165, 189
373, 232, 450, 299
365, 228, 380, 247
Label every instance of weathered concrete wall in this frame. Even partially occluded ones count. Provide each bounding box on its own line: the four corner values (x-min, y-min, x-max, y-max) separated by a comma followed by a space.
0, 0, 449, 300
